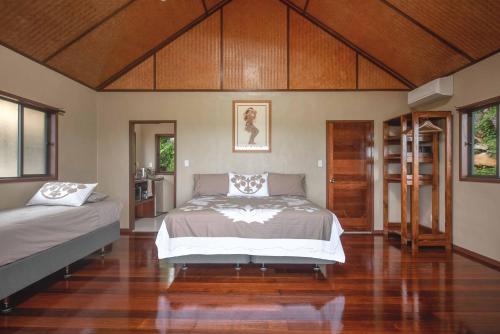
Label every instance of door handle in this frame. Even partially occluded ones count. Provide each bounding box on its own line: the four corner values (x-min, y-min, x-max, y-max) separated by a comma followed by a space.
329, 178, 336, 183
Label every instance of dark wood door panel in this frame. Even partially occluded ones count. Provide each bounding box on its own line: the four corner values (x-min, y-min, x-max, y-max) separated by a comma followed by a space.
327, 121, 373, 232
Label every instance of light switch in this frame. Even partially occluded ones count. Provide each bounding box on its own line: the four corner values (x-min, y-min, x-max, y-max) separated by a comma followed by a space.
184, 160, 190, 167
317, 160, 323, 168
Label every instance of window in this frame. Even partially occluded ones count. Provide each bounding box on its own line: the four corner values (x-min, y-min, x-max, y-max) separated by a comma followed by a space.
0, 91, 58, 182
155, 134, 175, 174
459, 96, 500, 182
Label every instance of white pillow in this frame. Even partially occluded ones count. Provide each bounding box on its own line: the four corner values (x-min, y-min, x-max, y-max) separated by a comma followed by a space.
228, 173, 269, 197
85, 191, 108, 203
27, 182, 98, 207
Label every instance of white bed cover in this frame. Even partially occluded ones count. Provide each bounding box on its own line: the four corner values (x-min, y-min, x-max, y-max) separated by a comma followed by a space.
156, 212, 345, 263
0, 200, 122, 266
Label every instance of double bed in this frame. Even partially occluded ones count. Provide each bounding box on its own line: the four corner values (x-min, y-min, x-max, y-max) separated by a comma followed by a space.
155, 193, 345, 275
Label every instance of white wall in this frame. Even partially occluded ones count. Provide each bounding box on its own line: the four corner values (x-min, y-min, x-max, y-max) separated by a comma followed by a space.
96, 91, 409, 228
418, 52, 500, 261
0, 46, 97, 209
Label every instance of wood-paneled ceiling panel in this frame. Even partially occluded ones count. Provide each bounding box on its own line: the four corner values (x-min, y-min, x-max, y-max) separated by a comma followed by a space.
289, 12, 356, 90
47, 0, 204, 88
105, 56, 153, 90
1, 0, 498, 91
204, 0, 226, 10
222, 0, 287, 90
307, 0, 470, 85
289, 0, 308, 10
0, 0, 130, 62
386, 0, 500, 60
156, 11, 221, 90
358, 56, 408, 90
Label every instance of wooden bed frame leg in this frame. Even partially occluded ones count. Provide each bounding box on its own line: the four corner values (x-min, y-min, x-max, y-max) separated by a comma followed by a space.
260, 263, 267, 272
181, 263, 188, 271
234, 263, 241, 271
1, 297, 13, 314
64, 265, 71, 279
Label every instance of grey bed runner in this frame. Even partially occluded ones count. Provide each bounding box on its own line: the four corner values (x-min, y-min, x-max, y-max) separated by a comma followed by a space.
164, 195, 333, 240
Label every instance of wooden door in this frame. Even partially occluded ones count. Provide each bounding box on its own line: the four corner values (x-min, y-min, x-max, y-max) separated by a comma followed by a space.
326, 121, 373, 232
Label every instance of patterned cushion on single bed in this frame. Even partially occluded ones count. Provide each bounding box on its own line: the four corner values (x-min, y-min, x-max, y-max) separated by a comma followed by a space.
27, 182, 97, 207
227, 172, 269, 197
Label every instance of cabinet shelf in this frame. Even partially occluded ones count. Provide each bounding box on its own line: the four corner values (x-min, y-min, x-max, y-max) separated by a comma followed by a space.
386, 222, 446, 242
385, 153, 433, 163
385, 174, 433, 185
384, 134, 433, 144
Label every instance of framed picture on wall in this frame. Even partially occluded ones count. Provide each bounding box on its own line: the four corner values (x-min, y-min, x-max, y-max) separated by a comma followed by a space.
232, 100, 272, 152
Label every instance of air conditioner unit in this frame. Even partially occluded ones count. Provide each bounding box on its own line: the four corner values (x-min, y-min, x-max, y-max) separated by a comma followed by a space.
408, 75, 453, 107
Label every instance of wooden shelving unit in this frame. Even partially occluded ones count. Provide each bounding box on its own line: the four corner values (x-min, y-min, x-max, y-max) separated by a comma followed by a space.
383, 111, 452, 250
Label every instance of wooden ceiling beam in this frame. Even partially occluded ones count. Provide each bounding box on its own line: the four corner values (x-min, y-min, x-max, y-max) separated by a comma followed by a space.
43, 0, 136, 63
380, 0, 474, 62
201, 0, 208, 13
97, 0, 232, 90
0, 40, 96, 91
442, 47, 500, 81
279, 0, 415, 89
304, 0, 310, 12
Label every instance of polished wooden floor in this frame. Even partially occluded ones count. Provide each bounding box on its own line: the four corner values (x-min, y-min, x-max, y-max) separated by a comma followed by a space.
1, 235, 499, 333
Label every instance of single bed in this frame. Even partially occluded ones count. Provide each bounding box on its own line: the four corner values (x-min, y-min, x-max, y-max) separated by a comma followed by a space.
0, 199, 122, 312
155, 195, 345, 274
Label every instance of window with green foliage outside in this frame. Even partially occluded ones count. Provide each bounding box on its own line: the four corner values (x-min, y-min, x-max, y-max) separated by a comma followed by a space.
470, 105, 497, 176
156, 135, 175, 174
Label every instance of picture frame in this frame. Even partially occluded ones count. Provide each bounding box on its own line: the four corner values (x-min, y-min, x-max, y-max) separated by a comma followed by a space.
232, 100, 272, 153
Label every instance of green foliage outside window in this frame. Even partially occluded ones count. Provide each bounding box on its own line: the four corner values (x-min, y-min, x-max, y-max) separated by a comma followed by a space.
472, 105, 497, 176
159, 136, 175, 173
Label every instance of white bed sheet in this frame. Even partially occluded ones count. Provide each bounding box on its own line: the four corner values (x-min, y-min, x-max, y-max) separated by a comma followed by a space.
0, 200, 122, 266
155, 213, 345, 263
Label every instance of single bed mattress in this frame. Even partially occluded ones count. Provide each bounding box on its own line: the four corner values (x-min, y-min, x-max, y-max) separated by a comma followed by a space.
0, 200, 122, 266
156, 195, 345, 262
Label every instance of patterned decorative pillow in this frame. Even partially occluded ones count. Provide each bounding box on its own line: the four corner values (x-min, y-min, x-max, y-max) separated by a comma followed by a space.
227, 173, 269, 197
27, 182, 98, 207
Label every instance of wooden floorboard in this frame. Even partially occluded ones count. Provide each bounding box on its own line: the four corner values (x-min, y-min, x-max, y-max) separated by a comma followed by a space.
1, 234, 499, 333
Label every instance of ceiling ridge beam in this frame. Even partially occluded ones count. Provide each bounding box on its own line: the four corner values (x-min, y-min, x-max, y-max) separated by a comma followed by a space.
43, 0, 136, 63
97, 0, 233, 90
380, 0, 474, 62
279, 0, 416, 89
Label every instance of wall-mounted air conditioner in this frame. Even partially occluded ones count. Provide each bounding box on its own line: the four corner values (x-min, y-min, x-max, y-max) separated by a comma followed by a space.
408, 75, 453, 107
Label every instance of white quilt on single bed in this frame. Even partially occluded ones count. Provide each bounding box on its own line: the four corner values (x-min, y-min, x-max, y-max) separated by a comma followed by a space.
0, 200, 122, 266
155, 212, 345, 263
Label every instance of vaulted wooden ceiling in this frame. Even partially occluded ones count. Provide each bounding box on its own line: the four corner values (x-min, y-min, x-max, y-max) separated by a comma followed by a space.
0, 0, 499, 91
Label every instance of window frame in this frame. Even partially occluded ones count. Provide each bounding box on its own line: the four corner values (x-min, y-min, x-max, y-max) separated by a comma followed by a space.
155, 133, 176, 175
458, 96, 500, 183
0, 91, 59, 183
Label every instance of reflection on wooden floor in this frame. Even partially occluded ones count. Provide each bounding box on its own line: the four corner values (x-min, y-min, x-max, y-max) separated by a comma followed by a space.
1, 234, 499, 333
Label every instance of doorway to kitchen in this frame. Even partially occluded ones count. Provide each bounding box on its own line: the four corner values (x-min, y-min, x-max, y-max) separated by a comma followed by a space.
129, 120, 176, 233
